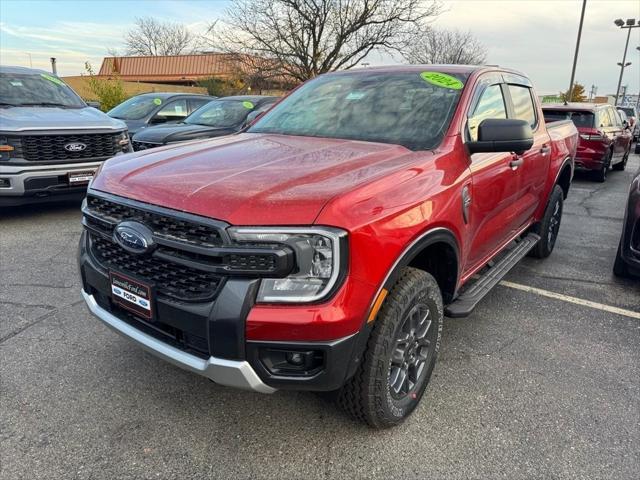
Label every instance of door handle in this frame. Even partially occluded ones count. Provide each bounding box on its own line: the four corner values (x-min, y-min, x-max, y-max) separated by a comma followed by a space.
509, 156, 524, 169
540, 145, 551, 155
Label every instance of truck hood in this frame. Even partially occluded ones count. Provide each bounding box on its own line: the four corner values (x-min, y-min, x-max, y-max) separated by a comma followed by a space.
92, 133, 416, 225
0, 106, 126, 132
132, 123, 236, 145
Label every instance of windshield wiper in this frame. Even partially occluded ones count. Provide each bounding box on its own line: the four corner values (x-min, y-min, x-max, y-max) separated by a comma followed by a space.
19, 102, 74, 108
0, 102, 20, 107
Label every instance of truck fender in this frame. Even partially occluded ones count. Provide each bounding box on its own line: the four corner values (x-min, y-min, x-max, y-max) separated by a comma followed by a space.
344, 227, 460, 382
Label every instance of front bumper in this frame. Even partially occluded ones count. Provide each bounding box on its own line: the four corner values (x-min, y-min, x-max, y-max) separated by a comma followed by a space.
79, 230, 365, 392
0, 161, 103, 205
82, 290, 276, 393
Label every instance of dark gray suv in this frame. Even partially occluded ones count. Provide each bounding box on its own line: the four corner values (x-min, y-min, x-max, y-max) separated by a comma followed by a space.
107, 93, 215, 136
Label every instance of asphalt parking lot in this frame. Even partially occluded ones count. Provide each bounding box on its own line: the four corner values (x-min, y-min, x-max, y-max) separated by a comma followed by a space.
1, 155, 639, 480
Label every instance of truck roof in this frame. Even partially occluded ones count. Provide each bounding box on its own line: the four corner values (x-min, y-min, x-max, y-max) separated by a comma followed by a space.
328, 64, 528, 78
542, 103, 608, 111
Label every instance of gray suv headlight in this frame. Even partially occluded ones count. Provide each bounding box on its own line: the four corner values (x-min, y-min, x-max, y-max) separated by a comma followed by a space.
227, 226, 347, 303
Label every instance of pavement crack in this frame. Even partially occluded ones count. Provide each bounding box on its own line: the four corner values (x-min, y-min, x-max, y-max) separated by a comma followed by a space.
1, 283, 74, 290
0, 299, 83, 345
0, 300, 57, 310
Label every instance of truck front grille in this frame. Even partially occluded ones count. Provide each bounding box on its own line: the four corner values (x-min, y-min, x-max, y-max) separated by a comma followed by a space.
89, 233, 223, 302
10, 133, 121, 162
86, 195, 223, 247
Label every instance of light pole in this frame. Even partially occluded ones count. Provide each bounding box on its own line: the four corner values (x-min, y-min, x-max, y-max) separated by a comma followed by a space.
568, 0, 587, 103
613, 18, 639, 106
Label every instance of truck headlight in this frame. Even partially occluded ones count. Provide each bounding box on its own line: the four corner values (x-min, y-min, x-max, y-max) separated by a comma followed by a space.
228, 227, 347, 303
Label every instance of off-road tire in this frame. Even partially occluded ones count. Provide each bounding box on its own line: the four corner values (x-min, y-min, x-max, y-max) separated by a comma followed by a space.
529, 185, 564, 259
336, 267, 443, 428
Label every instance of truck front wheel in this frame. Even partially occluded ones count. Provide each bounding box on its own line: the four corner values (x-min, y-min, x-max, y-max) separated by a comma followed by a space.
337, 267, 443, 428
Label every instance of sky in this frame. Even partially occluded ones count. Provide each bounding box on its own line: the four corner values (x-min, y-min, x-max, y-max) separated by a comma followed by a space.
0, 0, 639, 96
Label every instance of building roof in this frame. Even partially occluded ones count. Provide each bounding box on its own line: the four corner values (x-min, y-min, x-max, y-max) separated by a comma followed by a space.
98, 54, 242, 82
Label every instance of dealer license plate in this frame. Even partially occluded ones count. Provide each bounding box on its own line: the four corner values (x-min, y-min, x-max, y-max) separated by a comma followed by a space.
109, 271, 154, 320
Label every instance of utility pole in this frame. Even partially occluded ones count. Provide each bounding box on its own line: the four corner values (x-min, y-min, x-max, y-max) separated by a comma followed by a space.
588, 84, 597, 101
568, 0, 587, 103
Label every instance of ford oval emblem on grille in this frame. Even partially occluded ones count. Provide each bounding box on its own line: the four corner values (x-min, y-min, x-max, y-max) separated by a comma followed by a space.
64, 142, 87, 152
114, 221, 155, 254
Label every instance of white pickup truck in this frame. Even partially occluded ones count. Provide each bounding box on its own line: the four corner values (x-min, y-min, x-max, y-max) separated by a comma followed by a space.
0, 66, 131, 206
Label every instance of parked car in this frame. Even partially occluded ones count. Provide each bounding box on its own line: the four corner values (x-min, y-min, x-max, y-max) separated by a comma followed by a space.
130, 95, 278, 150
617, 105, 638, 141
542, 103, 632, 182
107, 93, 215, 136
79, 65, 578, 428
0, 66, 130, 207
614, 168, 640, 278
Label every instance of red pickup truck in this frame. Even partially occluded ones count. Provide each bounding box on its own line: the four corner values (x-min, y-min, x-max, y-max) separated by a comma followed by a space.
79, 65, 578, 428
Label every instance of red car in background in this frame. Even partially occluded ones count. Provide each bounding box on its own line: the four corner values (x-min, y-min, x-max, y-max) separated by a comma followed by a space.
543, 103, 632, 182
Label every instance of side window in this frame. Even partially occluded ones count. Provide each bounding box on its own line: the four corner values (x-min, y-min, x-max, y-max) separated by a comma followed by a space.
155, 99, 188, 120
468, 84, 507, 141
609, 108, 621, 127
508, 85, 537, 129
599, 109, 612, 128
189, 98, 211, 113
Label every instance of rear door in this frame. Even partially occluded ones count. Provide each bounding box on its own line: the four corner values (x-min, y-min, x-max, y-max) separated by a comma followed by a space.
464, 76, 524, 271
504, 81, 551, 228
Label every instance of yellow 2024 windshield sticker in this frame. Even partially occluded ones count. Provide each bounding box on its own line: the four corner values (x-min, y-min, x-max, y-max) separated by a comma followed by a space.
420, 72, 464, 90
40, 73, 65, 86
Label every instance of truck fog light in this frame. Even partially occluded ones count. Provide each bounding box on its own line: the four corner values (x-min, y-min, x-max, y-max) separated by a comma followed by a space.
286, 352, 305, 366
0, 178, 10, 188
259, 348, 324, 376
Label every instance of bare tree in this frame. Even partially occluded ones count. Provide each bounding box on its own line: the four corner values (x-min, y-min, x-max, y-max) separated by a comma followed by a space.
208, 0, 442, 83
404, 28, 487, 65
125, 17, 195, 56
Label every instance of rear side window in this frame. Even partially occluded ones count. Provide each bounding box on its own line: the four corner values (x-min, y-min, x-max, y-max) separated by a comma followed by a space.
609, 108, 622, 126
598, 109, 613, 128
468, 84, 507, 141
508, 85, 537, 129
543, 110, 594, 128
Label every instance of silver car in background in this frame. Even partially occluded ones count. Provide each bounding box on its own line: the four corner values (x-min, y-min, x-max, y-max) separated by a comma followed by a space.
0, 66, 131, 207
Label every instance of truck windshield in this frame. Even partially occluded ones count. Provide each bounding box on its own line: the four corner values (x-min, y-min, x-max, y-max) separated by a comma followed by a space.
0, 73, 85, 108
185, 100, 252, 127
543, 110, 594, 128
249, 71, 467, 151
108, 96, 162, 120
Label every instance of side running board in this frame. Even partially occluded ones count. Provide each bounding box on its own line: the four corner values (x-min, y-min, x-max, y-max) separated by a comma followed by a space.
445, 233, 540, 318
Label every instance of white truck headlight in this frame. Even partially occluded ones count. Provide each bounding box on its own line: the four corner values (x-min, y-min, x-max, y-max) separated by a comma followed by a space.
228, 227, 347, 303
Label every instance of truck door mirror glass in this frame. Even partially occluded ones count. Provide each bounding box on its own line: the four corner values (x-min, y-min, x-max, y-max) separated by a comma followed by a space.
467, 118, 533, 155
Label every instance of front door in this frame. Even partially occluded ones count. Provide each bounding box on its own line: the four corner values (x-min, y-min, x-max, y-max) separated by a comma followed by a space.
464, 82, 524, 272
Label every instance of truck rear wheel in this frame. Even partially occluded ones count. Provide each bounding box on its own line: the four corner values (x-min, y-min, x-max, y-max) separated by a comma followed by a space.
337, 267, 443, 428
529, 185, 564, 259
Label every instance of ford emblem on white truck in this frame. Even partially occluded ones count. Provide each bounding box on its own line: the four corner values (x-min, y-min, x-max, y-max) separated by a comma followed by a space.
113, 221, 155, 254
64, 142, 87, 152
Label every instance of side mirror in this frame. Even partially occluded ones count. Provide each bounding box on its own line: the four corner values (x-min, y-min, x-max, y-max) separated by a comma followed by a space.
86, 100, 101, 109
467, 118, 533, 155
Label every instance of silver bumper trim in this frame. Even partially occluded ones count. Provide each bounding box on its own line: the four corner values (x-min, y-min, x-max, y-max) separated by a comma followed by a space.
81, 290, 276, 394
